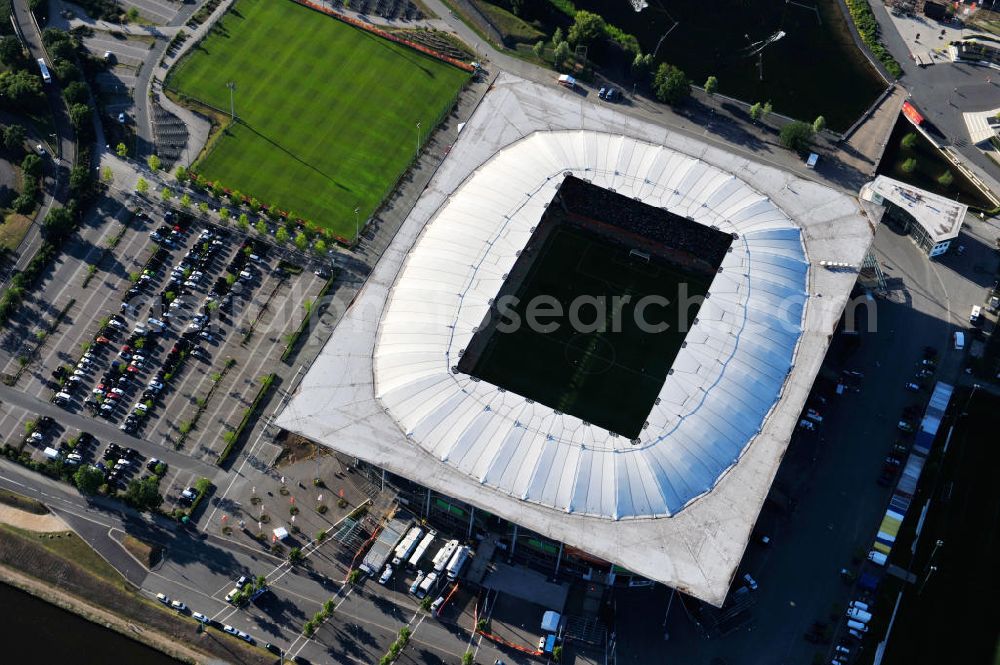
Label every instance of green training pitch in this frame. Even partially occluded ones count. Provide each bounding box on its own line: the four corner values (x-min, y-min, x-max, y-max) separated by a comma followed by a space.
167, 0, 468, 239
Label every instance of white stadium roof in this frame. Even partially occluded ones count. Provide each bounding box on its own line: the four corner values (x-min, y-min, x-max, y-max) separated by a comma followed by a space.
276, 73, 877, 605
374, 131, 809, 520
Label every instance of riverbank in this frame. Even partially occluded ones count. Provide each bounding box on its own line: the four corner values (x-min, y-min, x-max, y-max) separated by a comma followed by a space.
0, 519, 272, 665
0, 565, 199, 664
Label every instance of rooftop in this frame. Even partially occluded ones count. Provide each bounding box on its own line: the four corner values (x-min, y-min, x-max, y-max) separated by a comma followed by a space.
861, 175, 967, 243
275, 73, 877, 606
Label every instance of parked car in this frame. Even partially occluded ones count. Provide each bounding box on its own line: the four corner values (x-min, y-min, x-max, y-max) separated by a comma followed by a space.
156, 593, 170, 604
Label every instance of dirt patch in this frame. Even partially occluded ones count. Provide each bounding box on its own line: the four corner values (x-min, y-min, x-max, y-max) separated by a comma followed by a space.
0, 505, 67, 532
123, 534, 163, 569
0, 487, 49, 514
274, 432, 325, 467
0, 525, 272, 665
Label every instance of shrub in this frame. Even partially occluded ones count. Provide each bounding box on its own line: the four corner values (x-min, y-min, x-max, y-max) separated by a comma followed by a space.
901, 132, 917, 150
937, 170, 954, 187
779, 121, 815, 152
653, 63, 689, 105
901, 157, 918, 173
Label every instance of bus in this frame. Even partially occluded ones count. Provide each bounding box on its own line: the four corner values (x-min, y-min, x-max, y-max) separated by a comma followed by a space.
391, 526, 423, 565
37, 58, 51, 83
432, 539, 459, 573
445, 546, 470, 581
408, 531, 435, 569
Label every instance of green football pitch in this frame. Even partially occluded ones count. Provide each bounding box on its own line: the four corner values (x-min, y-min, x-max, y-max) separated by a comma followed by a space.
167, 0, 469, 239
459, 224, 711, 439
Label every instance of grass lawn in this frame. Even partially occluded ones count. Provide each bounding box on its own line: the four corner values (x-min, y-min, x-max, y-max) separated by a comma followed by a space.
0, 212, 33, 251
167, 0, 469, 240
0, 524, 127, 589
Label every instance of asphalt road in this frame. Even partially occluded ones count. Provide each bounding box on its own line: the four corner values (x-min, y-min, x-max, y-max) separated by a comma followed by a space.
10, 0, 77, 272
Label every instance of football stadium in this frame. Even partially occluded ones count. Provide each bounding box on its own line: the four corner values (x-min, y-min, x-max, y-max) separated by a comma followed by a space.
275, 73, 879, 606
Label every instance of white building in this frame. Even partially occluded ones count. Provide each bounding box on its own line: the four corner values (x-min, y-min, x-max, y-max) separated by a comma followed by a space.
860, 175, 967, 257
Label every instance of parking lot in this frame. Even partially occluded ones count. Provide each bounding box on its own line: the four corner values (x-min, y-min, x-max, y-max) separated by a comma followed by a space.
0, 193, 325, 512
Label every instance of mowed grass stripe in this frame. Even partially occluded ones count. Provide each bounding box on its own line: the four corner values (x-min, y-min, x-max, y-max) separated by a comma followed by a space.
168, 0, 468, 238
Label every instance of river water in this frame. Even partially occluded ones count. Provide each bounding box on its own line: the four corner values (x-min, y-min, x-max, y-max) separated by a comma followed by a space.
0, 581, 182, 665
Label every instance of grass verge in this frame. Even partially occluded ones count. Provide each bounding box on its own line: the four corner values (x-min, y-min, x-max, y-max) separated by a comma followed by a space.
0, 488, 49, 515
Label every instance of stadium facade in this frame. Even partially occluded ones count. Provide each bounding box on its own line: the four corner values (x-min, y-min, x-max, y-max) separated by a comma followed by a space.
275, 73, 879, 606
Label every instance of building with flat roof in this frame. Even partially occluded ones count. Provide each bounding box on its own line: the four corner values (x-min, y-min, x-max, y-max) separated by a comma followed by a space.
860, 175, 967, 257
275, 73, 878, 606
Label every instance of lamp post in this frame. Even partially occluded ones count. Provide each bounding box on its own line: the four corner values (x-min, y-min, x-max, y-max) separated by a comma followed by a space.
226, 81, 236, 122
354, 207, 360, 244
918, 565, 938, 595
416, 121, 421, 156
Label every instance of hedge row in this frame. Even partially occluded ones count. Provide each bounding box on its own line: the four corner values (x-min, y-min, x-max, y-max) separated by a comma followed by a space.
216, 374, 275, 466
845, 0, 903, 79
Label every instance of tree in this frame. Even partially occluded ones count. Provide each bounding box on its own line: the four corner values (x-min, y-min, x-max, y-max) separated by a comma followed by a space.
147, 154, 161, 172
255, 220, 267, 235
313, 238, 327, 254
275, 227, 289, 244
124, 475, 163, 512
175, 165, 187, 181
553, 41, 571, 69
180, 193, 192, 208
198, 201, 209, 214
901, 132, 917, 150
116, 142, 127, 158
761, 100, 773, 120
2, 123, 26, 151
160, 186, 172, 201
937, 170, 954, 186
631, 51, 653, 78
532, 40, 545, 59
69, 104, 90, 132
127, 6, 140, 22
568, 10, 606, 46
238, 213, 249, 230
136, 177, 149, 194
813, 115, 827, 133
42, 206, 74, 239
52, 58, 80, 82
779, 121, 814, 152
74, 465, 104, 494
901, 157, 918, 173
289, 547, 303, 564
653, 63, 690, 105
704, 76, 718, 96
62, 80, 88, 106
219, 207, 230, 221
294, 231, 308, 250
101, 165, 113, 184
749, 102, 763, 122
462, 651, 474, 665
69, 165, 91, 195
0, 36, 22, 65
21, 153, 42, 178
551, 27, 564, 47
552, 645, 563, 662
0, 71, 45, 111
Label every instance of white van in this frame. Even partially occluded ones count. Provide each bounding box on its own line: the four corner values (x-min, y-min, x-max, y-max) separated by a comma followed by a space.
846, 607, 872, 623
953, 331, 965, 350
846, 619, 869, 633
970, 306, 981, 324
